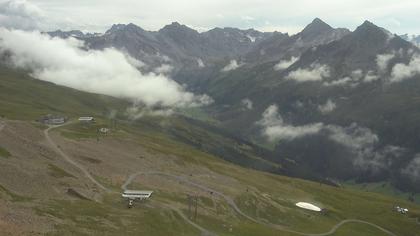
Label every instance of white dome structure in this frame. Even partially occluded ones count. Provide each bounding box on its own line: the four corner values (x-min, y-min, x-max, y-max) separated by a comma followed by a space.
295, 202, 322, 212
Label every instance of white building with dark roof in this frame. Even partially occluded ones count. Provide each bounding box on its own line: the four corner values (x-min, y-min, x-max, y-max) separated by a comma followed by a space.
78, 116, 95, 122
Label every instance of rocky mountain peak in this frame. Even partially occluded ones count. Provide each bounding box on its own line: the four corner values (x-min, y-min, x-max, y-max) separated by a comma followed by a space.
300, 18, 333, 37
160, 22, 198, 34
106, 23, 145, 34
352, 20, 393, 41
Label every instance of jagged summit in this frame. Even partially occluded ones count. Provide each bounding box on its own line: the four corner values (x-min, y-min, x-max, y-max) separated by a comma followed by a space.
311, 17, 330, 26
352, 20, 394, 40
105, 23, 145, 34
159, 22, 199, 34
301, 18, 333, 36
356, 20, 381, 32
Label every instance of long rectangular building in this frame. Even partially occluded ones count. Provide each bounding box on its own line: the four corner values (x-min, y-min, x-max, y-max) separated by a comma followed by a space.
122, 190, 153, 199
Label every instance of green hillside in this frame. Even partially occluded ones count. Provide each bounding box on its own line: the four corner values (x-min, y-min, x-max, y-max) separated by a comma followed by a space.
0, 66, 419, 235
0, 66, 129, 120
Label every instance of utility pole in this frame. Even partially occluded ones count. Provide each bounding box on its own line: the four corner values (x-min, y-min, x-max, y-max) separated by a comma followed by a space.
194, 195, 198, 221
187, 194, 192, 219
187, 194, 198, 220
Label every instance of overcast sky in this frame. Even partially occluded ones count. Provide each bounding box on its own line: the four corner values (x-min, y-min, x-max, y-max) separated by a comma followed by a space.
2, 0, 420, 35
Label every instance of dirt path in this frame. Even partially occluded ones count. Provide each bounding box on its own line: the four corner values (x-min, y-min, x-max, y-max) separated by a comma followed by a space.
44, 122, 109, 192
304, 219, 397, 236
123, 171, 397, 236
44, 122, 214, 235
0, 120, 5, 133
164, 204, 216, 236
122, 172, 217, 236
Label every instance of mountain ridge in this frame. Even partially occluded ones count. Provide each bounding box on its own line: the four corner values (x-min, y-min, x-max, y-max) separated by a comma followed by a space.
40, 19, 420, 194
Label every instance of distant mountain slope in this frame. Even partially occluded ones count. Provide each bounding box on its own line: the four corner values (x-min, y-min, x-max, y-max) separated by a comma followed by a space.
244, 18, 351, 63
0, 66, 295, 181
42, 19, 420, 194
182, 21, 420, 193
50, 22, 272, 72
48, 18, 349, 74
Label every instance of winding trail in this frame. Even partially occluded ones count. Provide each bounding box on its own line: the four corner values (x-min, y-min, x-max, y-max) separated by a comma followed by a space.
164, 203, 216, 236
40, 122, 400, 236
122, 172, 217, 236
38, 119, 403, 235
44, 122, 109, 192
123, 171, 397, 236
0, 119, 5, 133
43, 121, 213, 235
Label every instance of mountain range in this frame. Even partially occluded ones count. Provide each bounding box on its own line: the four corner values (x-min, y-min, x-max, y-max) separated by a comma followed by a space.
40, 18, 420, 194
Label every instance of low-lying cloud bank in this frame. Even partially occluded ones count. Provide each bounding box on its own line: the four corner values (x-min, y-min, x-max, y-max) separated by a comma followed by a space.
286, 63, 330, 82
257, 104, 403, 173
221, 59, 241, 72
257, 105, 323, 141
376, 53, 395, 73
323, 69, 379, 87
274, 56, 299, 71
0, 28, 213, 108
390, 54, 420, 82
241, 98, 253, 110
0, 0, 46, 31
286, 63, 378, 87
401, 155, 420, 182
318, 99, 336, 114
257, 105, 376, 147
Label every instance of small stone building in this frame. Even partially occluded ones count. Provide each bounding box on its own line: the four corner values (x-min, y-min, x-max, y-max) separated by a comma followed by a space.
39, 114, 67, 125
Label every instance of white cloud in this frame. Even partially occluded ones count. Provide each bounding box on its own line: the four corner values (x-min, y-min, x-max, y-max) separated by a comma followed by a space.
323, 77, 352, 87
363, 70, 379, 82
274, 56, 299, 71
376, 53, 395, 73
0, 0, 46, 30
318, 99, 336, 114
351, 69, 363, 79
246, 34, 256, 42
241, 98, 253, 110
257, 104, 403, 174
0, 28, 212, 108
390, 54, 420, 82
125, 106, 174, 120
221, 59, 241, 72
197, 58, 205, 68
325, 123, 388, 172
154, 64, 173, 74
286, 63, 330, 82
256, 104, 404, 173
401, 155, 420, 181
257, 105, 323, 141
323, 69, 379, 86
326, 123, 378, 150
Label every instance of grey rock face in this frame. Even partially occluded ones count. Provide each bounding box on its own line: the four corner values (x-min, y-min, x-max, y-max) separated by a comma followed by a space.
50, 22, 272, 72
244, 18, 350, 63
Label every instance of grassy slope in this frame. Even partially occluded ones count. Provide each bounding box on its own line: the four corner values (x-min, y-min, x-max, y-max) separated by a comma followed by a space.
50, 118, 420, 236
0, 66, 129, 120
0, 146, 11, 158
344, 181, 420, 204
0, 67, 419, 235
0, 66, 282, 174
